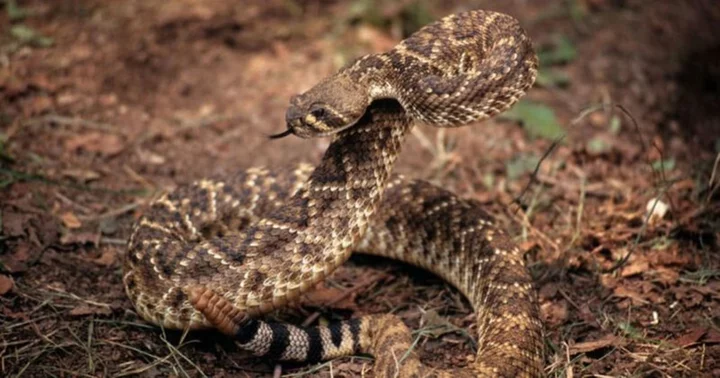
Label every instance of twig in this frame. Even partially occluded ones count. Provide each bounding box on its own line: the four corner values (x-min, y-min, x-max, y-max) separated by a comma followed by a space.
123, 164, 156, 190
54, 191, 93, 215
513, 135, 564, 212
0, 167, 147, 196
26, 114, 125, 135
76, 202, 141, 221
508, 207, 560, 252
706, 152, 720, 203
534, 173, 609, 199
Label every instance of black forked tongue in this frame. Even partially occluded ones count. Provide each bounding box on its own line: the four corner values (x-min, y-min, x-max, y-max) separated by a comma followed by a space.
268, 128, 294, 139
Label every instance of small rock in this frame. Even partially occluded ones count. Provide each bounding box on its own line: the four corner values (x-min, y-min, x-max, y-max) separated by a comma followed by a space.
645, 198, 669, 224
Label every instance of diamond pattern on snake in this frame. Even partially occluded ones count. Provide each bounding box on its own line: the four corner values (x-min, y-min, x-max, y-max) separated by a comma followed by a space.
124, 9, 544, 377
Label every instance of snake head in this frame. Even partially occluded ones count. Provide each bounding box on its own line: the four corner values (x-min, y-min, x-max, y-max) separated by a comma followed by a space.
281, 74, 369, 139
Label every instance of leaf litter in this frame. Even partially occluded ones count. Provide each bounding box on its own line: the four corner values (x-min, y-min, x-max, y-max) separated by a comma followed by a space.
0, 1, 718, 377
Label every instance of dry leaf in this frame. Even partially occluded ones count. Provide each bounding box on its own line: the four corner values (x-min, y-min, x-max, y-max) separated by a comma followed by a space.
12, 241, 31, 262
421, 309, 457, 338
305, 284, 355, 310
672, 327, 709, 347
653, 267, 679, 285
65, 132, 125, 156
69, 304, 112, 316
60, 212, 82, 229
61, 168, 101, 182
613, 286, 649, 305
94, 249, 116, 266
0, 275, 14, 295
599, 274, 618, 289
2, 211, 28, 237
621, 259, 649, 277
538, 282, 559, 299
541, 300, 568, 325
60, 231, 100, 246
569, 334, 623, 355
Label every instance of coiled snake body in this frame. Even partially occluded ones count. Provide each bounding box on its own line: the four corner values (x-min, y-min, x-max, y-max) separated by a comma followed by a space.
124, 10, 543, 377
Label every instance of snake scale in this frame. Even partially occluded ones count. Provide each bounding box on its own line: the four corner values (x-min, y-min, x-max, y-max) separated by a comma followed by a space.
124, 9, 543, 377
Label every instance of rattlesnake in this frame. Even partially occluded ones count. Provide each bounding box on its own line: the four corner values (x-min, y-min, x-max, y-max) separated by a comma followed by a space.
124, 9, 543, 377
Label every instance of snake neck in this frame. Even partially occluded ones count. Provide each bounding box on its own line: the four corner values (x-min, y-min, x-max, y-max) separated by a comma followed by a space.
250, 100, 412, 313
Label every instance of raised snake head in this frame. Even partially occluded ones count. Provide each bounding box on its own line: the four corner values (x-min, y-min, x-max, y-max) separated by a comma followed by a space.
281, 72, 370, 139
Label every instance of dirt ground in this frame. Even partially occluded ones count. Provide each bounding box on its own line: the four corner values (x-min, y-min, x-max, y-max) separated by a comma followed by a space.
1, 0, 719, 377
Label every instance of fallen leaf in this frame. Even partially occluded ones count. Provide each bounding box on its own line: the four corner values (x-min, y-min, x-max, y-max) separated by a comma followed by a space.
613, 286, 649, 305
1, 242, 32, 273
541, 301, 568, 325
60, 231, 100, 246
28, 95, 53, 114
305, 284, 355, 310
60, 212, 82, 229
599, 274, 618, 289
61, 168, 101, 182
30, 214, 60, 246
69, 304, 112, 316
65, 132, 125, 156
653, 267, 679, 285
569, 334, 623, 355
2, 211, 28, 237
706, 329, 720, 344
620, 259, 649, 278
672, 327, 708, 348
421, 309, 459, 338
538, 282, 559, 299
0, 275, 14, 295
94, 249, 116, 266
650, 248, 693, 266
136, 148, 166, 165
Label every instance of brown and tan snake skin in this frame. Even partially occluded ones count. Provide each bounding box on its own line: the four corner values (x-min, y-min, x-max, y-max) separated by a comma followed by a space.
124, 9, 543, 377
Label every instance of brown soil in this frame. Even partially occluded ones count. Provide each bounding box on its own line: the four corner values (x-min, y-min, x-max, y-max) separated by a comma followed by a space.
1, 1, 719, 377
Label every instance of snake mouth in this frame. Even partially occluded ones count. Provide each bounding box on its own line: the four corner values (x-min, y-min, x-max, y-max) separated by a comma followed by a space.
312, 118, 362, 137
269, 116, 362, 140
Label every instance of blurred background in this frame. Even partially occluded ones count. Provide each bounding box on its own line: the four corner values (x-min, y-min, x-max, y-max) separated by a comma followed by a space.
1, 1, 719, 377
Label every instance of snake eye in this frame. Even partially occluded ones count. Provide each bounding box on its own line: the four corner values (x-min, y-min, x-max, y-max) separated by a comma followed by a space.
309, 105, 326, 119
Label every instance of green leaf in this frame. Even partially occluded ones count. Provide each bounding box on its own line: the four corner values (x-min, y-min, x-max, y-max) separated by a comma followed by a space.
651, 158, 675, 173
535, 68, 570, 88
538, 34, 577, 66
482, 172, 494, 189
6, 0, 31, 21
506, 154, 540, 181
567, 0, 588, 23
587, 137, 609, 154
501, 100, 565, 140
609, 115, 622, 134
403, 0, 434, 35
10, 25, 54, 48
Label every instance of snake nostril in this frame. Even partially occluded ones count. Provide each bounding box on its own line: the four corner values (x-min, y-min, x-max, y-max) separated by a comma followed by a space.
285, 106, 304, 126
